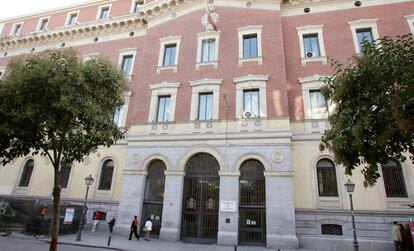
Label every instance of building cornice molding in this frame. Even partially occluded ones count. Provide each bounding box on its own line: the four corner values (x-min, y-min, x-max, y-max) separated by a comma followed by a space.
149, 81, 181, 90
234, 74, 269, 84
189, 78, 223, 86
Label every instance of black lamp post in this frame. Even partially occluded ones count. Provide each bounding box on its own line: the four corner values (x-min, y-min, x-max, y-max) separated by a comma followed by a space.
76, 175, 94, 241
345, 179, 358, 251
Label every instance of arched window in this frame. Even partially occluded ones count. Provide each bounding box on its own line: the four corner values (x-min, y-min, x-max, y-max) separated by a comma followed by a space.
382, 161, 407, 198
19, 159, 34, 187
316, 159, 338, 197
98, 159, 114, 190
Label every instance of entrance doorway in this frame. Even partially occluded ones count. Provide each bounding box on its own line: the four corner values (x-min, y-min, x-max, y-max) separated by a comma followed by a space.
239, 159, 266, 245
141, 160, 166, 237
181, 153, 220, 243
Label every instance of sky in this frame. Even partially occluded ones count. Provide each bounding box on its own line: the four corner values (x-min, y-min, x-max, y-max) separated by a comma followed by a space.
0, 0, 88, 20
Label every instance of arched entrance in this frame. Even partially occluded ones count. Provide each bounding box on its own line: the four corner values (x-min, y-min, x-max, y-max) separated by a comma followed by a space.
141, 160, 166, 236
181, 153, 220, 243
239, 159, 266, 245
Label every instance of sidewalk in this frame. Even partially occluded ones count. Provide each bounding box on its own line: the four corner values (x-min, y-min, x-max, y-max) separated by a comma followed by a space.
11, 232, 325, 251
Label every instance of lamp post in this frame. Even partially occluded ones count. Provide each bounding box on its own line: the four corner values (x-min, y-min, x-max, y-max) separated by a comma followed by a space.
76, 175, 94, 241
345, 179, 358, 251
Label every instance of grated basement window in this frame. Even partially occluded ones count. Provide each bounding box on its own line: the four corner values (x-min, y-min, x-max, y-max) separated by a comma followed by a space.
321, 224, 343, 235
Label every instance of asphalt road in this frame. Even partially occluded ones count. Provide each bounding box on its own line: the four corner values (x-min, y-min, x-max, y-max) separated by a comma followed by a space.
0, 236, 117, 251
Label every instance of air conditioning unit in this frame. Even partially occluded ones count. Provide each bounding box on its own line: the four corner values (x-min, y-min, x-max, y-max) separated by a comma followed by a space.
243, 111, 252, 118
306, 51, 315, 58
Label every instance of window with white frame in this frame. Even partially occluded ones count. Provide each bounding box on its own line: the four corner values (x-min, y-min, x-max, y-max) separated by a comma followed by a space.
131, 0, 145, 13
10, 22, 23, 36
316, 159, 338, 197
18, 159, 34, 187
296, 25, 327, 66
196, 31, 220, 70
348, 19, 379, 54
60, 162, 72, 189
113, 91, 132, 127
189, 79, 222, 120
233, 75, 268, 118
382, 161, 408, 198
97, 5, 111, 19
157, 36, 181, 73
98, 159, 114, 190
37, 18, 49, 31
148, 82, 180, 122
237, 25, 262, 66
299, 75, 330, 119
117, 48, 137, 80
66, 12, 79, 26
405, 14, 414, 33
82, 52, 100, 62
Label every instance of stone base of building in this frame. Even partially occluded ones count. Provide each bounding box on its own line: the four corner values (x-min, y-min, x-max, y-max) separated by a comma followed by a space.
299, 236, 393, 251
159, 227, 180, 241
217, 230, 238, 246
267, 234, 299, 249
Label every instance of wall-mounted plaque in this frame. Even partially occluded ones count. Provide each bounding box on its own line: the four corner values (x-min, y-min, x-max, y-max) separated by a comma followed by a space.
220, 200, 237, 212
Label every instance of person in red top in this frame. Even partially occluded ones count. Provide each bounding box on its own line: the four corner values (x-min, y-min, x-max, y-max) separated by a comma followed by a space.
129, 215, 140, 241
91, 211, 100, 232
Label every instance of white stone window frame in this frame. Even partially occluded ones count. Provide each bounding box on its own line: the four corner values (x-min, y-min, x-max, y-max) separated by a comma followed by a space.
115, 91, 132, 128
36, 17, 50, 31
189, 79, 222, 121
157, 36, 181, 74
348, 19, 379, 54
196, 31, 220, 70
298, 74, 331, 120
82, 52, 100, 62
10, 22, 24, 36
130, 0, 146, 13
14, 157, 36, 195
0, 66, 6, 79
94, 157, 118, 200
60, 162, 75, 197
296, 25, 327, 66
96, 4, 112, 20
65, 11, 80, 26
148, 82, 180, 122
405, 14, 414, 34
233, 75, 268, 119
118, 48, 137, 81
237, 25, 263, 66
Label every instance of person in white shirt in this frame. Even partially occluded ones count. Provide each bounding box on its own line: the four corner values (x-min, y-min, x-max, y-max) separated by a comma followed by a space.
144, 217, 153, 241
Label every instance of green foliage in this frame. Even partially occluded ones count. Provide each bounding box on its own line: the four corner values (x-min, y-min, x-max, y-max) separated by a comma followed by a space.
0, 48, 127, 167
320, 34, 414, 187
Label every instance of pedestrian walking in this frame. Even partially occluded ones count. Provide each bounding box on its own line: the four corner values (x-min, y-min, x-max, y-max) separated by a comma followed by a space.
108, 217, 116, 233
91, 211, 100, 232
393, 221, 403, 251
403, 223, 413, 251
144, 217, 153, 241
129, 215, 140, 240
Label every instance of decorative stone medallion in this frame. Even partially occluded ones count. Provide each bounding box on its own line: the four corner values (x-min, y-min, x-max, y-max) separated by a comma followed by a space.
272, 151, 285, 163
83, 157, 91, 165
312, 122, 319, 128
132, 154, 141, 164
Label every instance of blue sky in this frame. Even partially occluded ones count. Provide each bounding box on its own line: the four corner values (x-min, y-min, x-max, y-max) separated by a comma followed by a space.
0, 0, 88, 20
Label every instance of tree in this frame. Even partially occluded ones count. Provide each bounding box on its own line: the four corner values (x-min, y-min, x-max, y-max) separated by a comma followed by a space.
0, 49, 127, 251
320, 34, 414, 187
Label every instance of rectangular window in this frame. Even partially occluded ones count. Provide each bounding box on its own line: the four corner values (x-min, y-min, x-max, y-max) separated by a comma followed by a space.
13, 24, 22, 35
163, 44, 176, 66
121, 55, 133, 75
382, 162, 408, 198
19, 160, 34, 187
60, 164, 72, 189
198, 93, 213, 120
303, 34, 321, 58
39, 19, 49, 31
309, 90, 328, 115
201, 39, 216, 62
243, 89, 259, 117
113, 106, 123, 127
99, 7, 110, 19
243, 34, 258, 59
68, 13, 78, 25
356, 28, 373, 52
157, 96, 171, 122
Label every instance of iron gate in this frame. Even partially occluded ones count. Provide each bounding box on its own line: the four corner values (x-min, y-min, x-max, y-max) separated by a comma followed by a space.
181, 153, 220, 243
141, 160, 166, 236
239, 159, 266, 245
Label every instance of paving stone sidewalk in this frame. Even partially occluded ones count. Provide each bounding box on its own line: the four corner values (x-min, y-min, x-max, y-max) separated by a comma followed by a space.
10, 232, 325, 251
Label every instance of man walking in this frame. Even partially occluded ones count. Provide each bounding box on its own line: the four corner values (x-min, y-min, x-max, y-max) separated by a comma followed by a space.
393, 221, 403, 251
129, 215, 140, 240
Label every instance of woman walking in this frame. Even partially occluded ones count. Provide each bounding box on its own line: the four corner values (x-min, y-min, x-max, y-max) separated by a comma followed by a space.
144, 217, 153, 241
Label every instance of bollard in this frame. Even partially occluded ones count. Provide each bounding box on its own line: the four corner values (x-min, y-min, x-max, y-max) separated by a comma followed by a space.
107, 235, 112, 246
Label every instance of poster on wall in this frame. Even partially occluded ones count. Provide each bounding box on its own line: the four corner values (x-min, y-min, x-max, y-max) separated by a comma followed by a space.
64, 208, 75, 224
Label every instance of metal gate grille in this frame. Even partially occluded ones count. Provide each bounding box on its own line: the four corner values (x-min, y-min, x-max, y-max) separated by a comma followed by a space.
142, 160, 166, 236
181, 153, 220, 243
239, 159, 266, 245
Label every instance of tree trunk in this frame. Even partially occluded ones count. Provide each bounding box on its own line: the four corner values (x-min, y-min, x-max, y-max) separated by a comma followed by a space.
49, 164, 61, 251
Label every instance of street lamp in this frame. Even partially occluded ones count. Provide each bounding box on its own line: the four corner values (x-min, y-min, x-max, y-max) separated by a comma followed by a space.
76, 175, 94, 241
345, 179, 358, 251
